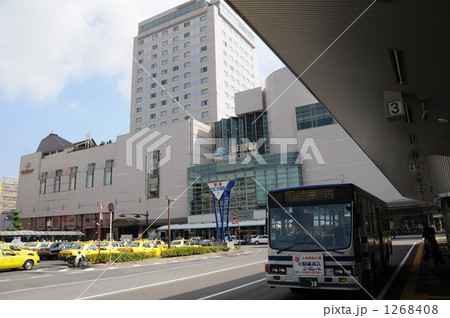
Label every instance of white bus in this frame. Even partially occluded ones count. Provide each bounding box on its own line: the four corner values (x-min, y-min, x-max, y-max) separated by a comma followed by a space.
266, 183, 392, 292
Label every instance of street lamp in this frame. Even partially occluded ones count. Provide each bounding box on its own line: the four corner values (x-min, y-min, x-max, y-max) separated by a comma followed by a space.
166, 196, 175, 248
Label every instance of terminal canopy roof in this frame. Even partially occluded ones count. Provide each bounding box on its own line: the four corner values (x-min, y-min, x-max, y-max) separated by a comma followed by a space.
225, 0, 450, 202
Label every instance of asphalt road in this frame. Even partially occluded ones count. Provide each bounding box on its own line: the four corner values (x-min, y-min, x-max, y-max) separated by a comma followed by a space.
0, 238, 422, 300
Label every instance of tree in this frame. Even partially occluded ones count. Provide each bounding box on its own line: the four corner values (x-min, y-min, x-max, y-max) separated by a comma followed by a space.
6, 210, 23, 231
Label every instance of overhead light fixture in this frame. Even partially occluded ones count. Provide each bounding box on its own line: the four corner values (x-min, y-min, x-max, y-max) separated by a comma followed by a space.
438, 118, 448, 123
389, 49, 407, 84
418, 96, 428, 121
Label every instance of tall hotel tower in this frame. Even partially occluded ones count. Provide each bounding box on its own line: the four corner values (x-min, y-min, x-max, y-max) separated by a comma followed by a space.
130, 0, 259, 132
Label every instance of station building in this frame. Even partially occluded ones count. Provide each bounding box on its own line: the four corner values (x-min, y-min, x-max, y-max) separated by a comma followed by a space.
16, 66, 439, 241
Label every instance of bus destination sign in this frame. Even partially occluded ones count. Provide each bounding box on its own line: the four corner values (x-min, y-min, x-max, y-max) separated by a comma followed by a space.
284, 188, 336, 203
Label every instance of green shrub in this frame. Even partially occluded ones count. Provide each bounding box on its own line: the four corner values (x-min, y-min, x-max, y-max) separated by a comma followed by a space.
86, 251, 156, 263
161, 246, 229, 258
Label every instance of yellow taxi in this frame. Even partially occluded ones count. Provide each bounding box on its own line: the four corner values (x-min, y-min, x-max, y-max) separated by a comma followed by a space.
99, 241, 121, 252
0, 244, 38, 257
119, 240, 162, 256
153, 239, 168, 248
0, 248, 40, 271
58, 243, 100, 260
170, 239, 201, 248
21, 241, 51, 251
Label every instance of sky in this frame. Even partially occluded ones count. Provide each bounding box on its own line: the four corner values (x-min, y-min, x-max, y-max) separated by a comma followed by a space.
0, 0, 285, 177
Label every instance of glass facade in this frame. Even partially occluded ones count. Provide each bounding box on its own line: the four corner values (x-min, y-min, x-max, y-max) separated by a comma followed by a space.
295, 103, 336, 130
213, 112, 269, 159
187, 152, 302, 219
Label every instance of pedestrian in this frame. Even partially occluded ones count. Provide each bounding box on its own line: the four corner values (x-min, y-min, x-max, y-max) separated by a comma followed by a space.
425, 227, 444, 275
422, 226, 431, 261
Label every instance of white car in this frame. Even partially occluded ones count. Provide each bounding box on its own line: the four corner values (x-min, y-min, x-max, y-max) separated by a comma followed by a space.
251, 235, 268, 244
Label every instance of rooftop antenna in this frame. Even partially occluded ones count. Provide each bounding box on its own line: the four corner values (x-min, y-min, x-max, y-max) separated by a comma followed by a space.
86, 132, 92, 148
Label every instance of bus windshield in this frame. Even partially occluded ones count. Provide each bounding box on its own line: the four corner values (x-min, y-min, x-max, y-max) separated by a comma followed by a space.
269, 203, 352, 252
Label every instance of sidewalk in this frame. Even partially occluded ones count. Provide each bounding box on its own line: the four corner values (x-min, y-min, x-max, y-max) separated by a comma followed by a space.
402, 238, 450, 299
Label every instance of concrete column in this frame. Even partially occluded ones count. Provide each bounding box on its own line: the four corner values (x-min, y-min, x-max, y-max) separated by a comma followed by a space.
428, 155, 450, 246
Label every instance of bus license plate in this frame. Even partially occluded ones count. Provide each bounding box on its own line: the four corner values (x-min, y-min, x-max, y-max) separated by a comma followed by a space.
300, 277, 318, 288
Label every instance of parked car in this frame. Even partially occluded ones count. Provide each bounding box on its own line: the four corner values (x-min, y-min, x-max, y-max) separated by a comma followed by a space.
58, 243, 101, 260
21, 242, 51, 251
170, 239, 200, 248
199, 239, 213, 246
38, 242, 75, 260
225, 235, 247, 245
119, 240, 163, 256
0, 244, 39, 257
0, 249, 40, 271
251, 235, 268, 244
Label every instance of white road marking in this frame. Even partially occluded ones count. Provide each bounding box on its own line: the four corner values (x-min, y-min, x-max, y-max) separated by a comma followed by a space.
0, 258, 240, 296
376, 242, 416, 300
30, 275, 51, 279
198, 278, 266, 300
78, 260, 265, 300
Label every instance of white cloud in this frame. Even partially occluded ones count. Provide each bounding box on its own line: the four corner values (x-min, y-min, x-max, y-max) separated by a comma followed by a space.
0, 0, 186, 103
0, 0, 283, 103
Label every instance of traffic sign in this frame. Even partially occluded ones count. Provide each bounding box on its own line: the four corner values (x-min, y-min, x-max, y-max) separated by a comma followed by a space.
108, 202, 115, 212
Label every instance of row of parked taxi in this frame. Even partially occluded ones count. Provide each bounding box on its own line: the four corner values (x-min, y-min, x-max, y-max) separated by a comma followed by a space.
0, 238, 201, 271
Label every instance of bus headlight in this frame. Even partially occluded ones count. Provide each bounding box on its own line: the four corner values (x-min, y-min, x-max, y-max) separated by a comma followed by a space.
268, 265, 287, 274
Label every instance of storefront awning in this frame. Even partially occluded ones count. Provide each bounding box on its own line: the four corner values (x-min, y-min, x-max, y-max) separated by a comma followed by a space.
156, 220, 265, 231
0, 230, 84, 236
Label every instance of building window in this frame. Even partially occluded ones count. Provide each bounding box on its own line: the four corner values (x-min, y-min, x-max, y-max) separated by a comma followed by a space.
69, 167, 77, 190
172, 107, 179, 113
86, 163, 95, 188
136, 107, 142, 113
200, 15, 207, 21
173, 26, 179, 32
200, 26, 207, 32
184, 32, 190, 38
201, 66, 207, 73
136, 97, 142, 103
152, 34, 158, 40
201, 88, 208, 95
147, 151, 160, 199
184, 21, 190, 28
184, 61, 191, 68
172, 65, 179, 71
137, 68, 143, 74
39, 172, 47, 194
200, 56, 207, 62
184, 104, 191, 110
150, 103, 156, 109
138, 49, 144, 55
160, 121, 167, 126
295, 103, 336, 130
201, 100, 208, 106
201, 77, 208, 84
184, 72, 191, 78
200, 35, 207, 42
200, 45, 207, 52
161, 100, 167, 106
150, 114, 156, 119
201, 111, 209, 118
138, 39, 144, 45
162, 40, 168, 46
137, 77, 143, 83
161, 110, 167, 116
137, 87, 143, 93
104, 160, 114, 186
184, 42, 191, 48
53, 169, 62, 192
184, 51, 191, 58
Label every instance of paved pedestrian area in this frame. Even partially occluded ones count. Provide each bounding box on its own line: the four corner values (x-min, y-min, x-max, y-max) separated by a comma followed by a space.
401, 237, 450, 300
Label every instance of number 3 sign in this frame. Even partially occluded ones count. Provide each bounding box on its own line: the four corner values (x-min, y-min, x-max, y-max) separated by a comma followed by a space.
386, 100, 405, 117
